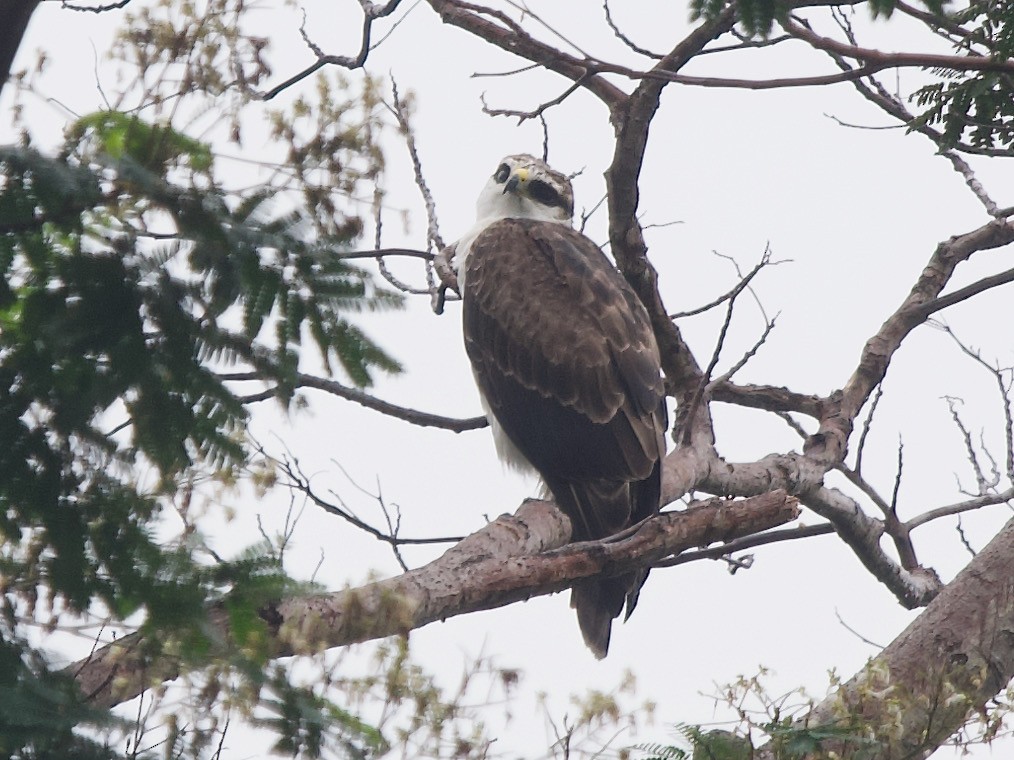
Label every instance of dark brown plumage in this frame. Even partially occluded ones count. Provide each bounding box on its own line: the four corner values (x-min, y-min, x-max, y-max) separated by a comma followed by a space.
462, 217, 667, 658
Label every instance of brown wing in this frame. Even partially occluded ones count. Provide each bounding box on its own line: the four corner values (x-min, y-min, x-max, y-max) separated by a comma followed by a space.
463, 218, 668, 657
463, 216, 665, 498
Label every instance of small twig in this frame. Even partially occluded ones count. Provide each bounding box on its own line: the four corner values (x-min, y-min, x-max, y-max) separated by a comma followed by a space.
501, 0, 592, 58
480, 74, 589, 124
656, 522, 834, 567
470, 63, 541, 78
834, 608, 884, 649
854, 382, 885, 477
680, 291, 736, 447
837, 464, 893, 520
602, 0, 663, 59
332, 461, 411, 571
261, 0, 404, 99
823, 112, 902, 131
934, 321, 1014, 481
708, 315, 777, 387
956, 515, 977, 557
701, 31, 793, 54
369, 0, 421, 51
225, 371, 488, 432
669, 251, 771, 319
389, 78, 445, 252
943, 395, 993, 495
776, 411, 809, 440
889, 435, 904, 517
720, 553, 754, 574
274, 452, 464, 548
339, 247, 435, 262
906, 488, 1014, 530
538, 112, 550, 163
60, 0, 131, 11
577, 193, 607, 234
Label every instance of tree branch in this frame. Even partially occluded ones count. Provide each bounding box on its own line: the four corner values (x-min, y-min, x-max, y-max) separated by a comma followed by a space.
261, 0, 405, 99
784, 17, 1014, 75
425, 0, 627, 109
70, 491, 800, 709
226, 371, 488, 432
759, 515, 1014, 760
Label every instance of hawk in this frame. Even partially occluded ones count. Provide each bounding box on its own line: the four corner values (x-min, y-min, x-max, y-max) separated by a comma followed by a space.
453, 154, 668, 658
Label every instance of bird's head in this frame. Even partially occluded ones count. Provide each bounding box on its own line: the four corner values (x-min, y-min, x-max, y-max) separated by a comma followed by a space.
475, 154, 574, 225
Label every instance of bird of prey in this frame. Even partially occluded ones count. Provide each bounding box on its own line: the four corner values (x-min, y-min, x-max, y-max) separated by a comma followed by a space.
453, 154, 668, 658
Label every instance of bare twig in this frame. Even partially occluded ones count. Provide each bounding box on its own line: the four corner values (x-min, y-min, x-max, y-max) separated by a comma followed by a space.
854, 382, 885, 477
680, 288, 737, 447
943, 396, 995, 495
669, 249, 775, 319
389, 78, 445, 252
480, 74, 589, 123
223, 371, 488, 432
834, 608, 884, 649
657, 521, 834, 567
602, 0, 663, 60
708, 316, 777, 387
60, 0, 132, 12
274, 451, 465, 548
261, 0, 405, 99
907, 488, 1014, 531
934, 322, 1014, 481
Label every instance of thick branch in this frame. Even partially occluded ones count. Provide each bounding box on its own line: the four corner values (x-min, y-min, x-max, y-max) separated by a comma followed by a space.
71, 491, 799, 708
759, 515, 1014, 759
606, 8, 736, 402
710, 381, 826, 418
803, 218, 1014, 474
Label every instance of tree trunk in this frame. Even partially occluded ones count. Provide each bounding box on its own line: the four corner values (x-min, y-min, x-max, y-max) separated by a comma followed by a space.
0, 1, 39, 99
760, 515, 1014, 759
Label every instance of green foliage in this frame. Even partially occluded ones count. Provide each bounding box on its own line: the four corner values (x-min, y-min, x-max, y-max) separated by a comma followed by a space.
909, 0, 1014, 151
0, 133, 392, 609
637, 725, 747, 760
255, 666, 390, 758
0, 618, 124, 760
766, 720, 882, 758
689, 0, 944, 38
0, 105, 400, 755
68, 111, 213, 174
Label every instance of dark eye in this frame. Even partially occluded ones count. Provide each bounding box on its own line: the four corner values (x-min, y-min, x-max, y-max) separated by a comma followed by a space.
528, 179, 561, 208
493, 163, 510, 183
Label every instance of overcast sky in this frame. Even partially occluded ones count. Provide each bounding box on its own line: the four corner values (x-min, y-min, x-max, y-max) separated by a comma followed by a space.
5, 1, 1014, 757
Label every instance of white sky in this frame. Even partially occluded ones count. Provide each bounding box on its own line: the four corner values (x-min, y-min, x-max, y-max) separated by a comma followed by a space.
4, 1, 1014, 757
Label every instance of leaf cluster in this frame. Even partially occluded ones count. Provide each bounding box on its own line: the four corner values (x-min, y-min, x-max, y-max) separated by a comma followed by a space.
0, 108, 401, 755
0, 606, 123, 760
910, 0, 1014, 151
691, 0, 942, 40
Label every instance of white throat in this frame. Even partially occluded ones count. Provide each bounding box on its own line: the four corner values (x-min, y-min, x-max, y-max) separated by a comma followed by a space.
454, 181, 569, 285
